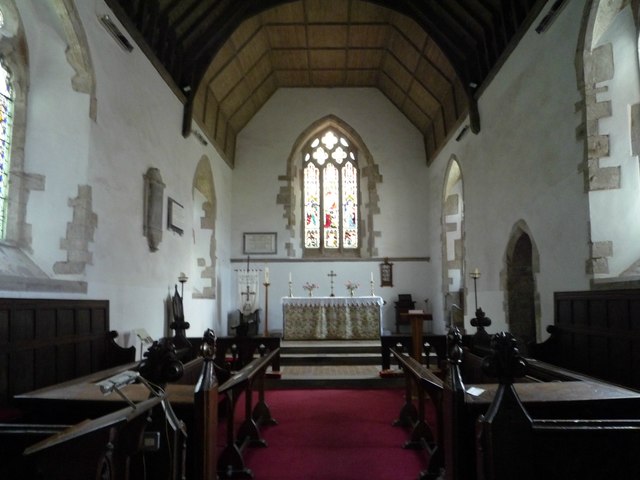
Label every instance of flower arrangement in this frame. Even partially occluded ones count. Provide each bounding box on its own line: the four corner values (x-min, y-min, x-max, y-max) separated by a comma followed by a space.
345, 281, 359, 296
302, 282, 319, 296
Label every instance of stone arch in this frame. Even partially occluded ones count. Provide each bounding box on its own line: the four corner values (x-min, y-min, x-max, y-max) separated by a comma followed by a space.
53, 0, 97, 120
501, 220, 541, 351
192, 155, 217, 299
441, 155, 465, 330
278, 114, 382, 258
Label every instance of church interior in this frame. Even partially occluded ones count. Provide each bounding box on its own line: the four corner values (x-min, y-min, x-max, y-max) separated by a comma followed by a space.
2, 0, 640, 478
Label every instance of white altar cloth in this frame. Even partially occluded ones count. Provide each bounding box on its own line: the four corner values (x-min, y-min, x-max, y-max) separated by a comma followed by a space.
281, 296, 383, 340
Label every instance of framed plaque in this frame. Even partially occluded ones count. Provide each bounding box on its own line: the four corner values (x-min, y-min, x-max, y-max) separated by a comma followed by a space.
243, 232, 277, 254
380, 258, 393, 287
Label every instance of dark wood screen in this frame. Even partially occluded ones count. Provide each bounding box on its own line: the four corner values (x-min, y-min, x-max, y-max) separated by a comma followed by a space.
532, 289, 640, 390
0, 298, 135, 408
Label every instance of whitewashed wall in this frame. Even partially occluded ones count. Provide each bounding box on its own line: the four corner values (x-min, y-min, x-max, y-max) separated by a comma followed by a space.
427, 0, 591, 337
233, 88, 434, 333
0, 1, 232, 351
590, 7, 640, 278
3, 0, 627, 347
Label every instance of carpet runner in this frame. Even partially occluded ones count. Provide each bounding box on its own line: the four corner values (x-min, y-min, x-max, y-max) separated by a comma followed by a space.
242, 388, 432, 480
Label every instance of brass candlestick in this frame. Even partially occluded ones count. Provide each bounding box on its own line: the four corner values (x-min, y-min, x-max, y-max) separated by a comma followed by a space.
263, 281, 270, 336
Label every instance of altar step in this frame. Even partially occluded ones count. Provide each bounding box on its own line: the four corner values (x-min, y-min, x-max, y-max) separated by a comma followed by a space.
279, 340, 381, 367
269, 340, 404, 388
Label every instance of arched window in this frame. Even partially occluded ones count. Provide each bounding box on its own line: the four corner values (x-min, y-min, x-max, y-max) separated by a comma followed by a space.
303, 129, 359, 255
0, 56, 14, 239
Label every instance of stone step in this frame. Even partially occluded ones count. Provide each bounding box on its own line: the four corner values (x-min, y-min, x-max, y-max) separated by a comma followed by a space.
280, 352, 380, 366
282, 345, 380, 355
279, 340, 381, 367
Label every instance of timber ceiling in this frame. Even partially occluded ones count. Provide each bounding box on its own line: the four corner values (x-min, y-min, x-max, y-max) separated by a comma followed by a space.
106, 0, 548, 166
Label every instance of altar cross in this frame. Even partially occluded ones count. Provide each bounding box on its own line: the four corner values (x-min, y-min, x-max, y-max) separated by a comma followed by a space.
328, 270, 337, 297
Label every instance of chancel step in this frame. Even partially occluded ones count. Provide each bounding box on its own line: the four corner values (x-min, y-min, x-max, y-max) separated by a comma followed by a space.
279, 340, 380, 366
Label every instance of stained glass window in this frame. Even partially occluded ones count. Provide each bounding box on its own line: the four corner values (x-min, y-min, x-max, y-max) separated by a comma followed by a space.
303, 129, 359, 253
0, 57, 14, 238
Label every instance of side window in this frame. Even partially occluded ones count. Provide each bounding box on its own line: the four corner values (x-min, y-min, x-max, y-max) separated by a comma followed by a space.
0, 56, 13, 239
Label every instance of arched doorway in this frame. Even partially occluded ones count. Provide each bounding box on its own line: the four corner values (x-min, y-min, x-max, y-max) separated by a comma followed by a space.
506, 231, 537, 354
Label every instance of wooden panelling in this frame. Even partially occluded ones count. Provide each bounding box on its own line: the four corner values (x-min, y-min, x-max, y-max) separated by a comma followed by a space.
532, 289, 640, 390
0, 299, 134, 409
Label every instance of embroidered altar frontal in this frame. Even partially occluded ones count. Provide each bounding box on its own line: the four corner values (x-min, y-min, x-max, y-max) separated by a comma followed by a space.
282, 296, 383, 340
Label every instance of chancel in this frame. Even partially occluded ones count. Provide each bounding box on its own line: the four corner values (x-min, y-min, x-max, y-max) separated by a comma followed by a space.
2, 0, 640, 479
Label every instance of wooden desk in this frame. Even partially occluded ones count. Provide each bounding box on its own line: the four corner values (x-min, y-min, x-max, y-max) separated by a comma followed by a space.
14, 364, 195, 424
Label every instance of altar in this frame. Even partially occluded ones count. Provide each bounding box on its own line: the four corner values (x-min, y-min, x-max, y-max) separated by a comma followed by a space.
282, 296, 383, 340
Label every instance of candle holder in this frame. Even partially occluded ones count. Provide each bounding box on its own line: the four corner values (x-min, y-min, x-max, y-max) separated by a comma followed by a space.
178, 272, 188, 297
469, 267, 491, 349
470, 268, 480, 311
288, 280, 293, 297
263, 281, 270, 336
370, 279, 375, 296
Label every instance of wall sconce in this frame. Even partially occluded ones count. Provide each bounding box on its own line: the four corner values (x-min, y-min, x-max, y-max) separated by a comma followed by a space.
98, 15, 133, 52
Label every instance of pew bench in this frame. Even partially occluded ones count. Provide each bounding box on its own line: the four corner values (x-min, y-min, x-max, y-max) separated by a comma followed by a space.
477, 331, 640, 479
395, 327, 640, 480
0, 298, 135, 421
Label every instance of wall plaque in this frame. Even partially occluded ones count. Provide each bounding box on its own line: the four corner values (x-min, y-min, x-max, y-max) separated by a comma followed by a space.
243, 232, 277, 254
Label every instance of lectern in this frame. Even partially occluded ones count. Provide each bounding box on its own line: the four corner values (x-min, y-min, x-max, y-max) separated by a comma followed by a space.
400, 311, 433, 363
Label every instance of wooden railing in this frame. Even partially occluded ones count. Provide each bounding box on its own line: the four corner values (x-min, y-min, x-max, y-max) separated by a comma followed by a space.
391, 345, 444, 479
217, 345, 280, 478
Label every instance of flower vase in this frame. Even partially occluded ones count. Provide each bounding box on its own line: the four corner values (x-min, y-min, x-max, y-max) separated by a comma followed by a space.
308, 290, 313, 297
349, 289, 355, 297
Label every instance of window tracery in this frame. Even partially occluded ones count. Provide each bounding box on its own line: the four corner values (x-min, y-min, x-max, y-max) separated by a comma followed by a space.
303, 129, 359, 255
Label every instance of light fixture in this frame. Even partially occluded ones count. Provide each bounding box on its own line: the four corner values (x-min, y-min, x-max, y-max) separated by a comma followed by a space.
99, 15, 133, 52
455, 125, 470, 142
178, 272, 188, 297
535, 0, 568, 34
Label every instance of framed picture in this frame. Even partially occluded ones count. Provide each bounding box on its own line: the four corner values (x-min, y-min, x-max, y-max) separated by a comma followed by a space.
243, 232, 277, 254
168, 198, 184, 235
380, 258, 393, 287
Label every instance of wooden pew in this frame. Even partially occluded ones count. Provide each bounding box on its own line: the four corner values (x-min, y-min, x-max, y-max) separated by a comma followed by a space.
0, 298, 135, 420
395, 326, 640, 480
530, 289, 640, 390
391, 344, 444, 480
476, 331, 640, 479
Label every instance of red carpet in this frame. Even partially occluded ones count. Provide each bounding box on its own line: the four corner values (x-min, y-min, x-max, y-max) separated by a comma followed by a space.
243, 389, 430, 480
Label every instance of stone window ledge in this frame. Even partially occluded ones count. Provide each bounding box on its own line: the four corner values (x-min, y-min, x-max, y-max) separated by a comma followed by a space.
0, 245, 87, 293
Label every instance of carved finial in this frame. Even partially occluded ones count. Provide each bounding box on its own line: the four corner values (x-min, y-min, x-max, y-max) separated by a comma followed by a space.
200, 328, 216, 359
448, 326, 464, 365
482, 332, 528, 384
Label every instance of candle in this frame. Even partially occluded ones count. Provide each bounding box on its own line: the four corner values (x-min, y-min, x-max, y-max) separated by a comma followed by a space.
370, 272, 374, 282
289, 272, 292, 282
265, 267, 269, 283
